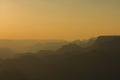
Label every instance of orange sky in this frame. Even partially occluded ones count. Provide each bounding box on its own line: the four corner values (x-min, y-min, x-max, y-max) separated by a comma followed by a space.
0, 0, 120, 40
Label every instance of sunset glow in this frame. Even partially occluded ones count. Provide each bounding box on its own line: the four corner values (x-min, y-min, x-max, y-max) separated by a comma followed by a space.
0, 0, 120, 40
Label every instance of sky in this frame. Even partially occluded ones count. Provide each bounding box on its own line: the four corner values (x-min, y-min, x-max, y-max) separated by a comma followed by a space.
0, 0, 120, 40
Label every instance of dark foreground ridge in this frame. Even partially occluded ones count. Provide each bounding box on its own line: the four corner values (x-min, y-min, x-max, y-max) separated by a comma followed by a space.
0, 36, 120, 80
94, 36, 120, 48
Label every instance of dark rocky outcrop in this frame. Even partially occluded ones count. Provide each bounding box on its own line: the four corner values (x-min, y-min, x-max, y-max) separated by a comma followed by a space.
94, 36, 120, 49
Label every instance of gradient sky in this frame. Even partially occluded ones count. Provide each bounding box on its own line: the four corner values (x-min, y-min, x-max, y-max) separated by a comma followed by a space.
0, 0, 120, 40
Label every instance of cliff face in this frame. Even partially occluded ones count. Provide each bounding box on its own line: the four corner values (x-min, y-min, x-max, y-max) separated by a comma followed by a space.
94, 36, 120, 50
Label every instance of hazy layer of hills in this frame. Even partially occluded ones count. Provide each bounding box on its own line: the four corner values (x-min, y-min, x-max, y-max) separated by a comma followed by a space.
0, 40, 68, 59
0, 40, 68, 52
0, 38, 96, 59
0, 36, 120, 80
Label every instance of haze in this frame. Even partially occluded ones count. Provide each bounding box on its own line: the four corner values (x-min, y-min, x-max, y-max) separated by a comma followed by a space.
0, 0, 120, 40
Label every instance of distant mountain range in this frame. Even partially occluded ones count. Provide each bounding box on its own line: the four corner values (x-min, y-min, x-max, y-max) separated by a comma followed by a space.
0, 40, 67, 52
0, 36, 120, 80
0, 38, 96, 59
0, 36, 119, 59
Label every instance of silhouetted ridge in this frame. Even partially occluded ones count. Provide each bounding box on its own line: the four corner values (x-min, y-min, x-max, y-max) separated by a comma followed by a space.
94, 36, 120, 49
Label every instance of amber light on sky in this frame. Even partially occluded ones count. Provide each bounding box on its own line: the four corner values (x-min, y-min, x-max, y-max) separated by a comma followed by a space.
0, 0, 120, 40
